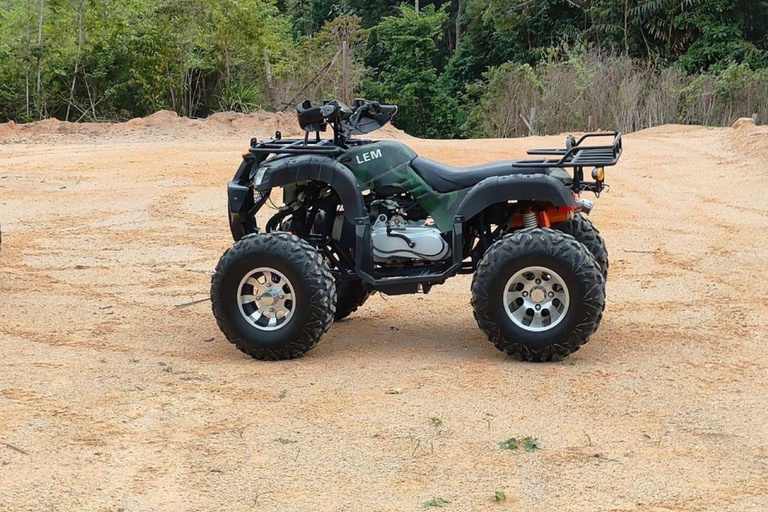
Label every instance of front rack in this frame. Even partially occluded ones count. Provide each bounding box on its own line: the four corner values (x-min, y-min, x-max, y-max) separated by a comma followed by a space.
515, 131, 622, 168
248, 131, 374, 158
248, 136, 345, 156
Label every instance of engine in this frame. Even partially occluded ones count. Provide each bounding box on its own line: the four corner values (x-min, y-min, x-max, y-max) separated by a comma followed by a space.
362, 198, 450, 264
371, 216, 449, 263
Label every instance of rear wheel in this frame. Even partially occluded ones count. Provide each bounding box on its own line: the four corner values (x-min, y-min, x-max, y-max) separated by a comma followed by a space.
211, 233, 336, 360
471, 228, 605, 362
552, 214, 608, 280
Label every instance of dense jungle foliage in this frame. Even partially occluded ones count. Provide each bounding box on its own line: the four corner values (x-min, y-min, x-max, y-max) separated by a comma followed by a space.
0, 0, 766, 137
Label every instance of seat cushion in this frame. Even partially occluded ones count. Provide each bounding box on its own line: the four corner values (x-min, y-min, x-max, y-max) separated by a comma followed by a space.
411, 156, 547, 192
411, 156, 573, 192
411, 156, 560, 192
410, 157, 549, 193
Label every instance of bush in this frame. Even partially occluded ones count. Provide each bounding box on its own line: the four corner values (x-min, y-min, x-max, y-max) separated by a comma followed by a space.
465, 50, 768, 137
465, 62, 539, 138
218, 82, 261, 112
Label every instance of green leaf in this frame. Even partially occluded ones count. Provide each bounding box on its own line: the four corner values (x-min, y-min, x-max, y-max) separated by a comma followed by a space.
523, 436, 541, 452
498, 438, 519, 450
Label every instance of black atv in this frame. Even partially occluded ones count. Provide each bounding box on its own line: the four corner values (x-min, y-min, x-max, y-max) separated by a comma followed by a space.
211, 99, 621, 361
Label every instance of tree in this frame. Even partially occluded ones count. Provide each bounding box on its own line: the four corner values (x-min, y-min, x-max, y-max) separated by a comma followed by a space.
364, 4, 455, 137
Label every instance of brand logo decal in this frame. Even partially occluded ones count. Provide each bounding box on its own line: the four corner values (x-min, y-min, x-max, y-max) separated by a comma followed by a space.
355, 149, 382, 164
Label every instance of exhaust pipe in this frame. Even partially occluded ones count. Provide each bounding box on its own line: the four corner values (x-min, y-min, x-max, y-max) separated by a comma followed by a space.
576, 198, 594, 215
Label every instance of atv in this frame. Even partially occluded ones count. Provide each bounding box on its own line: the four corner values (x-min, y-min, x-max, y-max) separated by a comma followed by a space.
211, 99, 622, 361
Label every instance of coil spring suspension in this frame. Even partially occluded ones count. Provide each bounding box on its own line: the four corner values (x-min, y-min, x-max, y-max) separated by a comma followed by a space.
522, 210, 538, 229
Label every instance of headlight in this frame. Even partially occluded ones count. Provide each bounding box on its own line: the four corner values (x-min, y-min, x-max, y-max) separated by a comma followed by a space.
253, 166, 268, 186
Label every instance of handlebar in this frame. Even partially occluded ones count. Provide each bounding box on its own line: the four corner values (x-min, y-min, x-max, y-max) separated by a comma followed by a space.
352, 99, 397, 116
297, 98, 397, 135
375, 103, 398, 115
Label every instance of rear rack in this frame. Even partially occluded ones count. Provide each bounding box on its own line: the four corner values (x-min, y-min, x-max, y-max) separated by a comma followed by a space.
515, 131, 622, 168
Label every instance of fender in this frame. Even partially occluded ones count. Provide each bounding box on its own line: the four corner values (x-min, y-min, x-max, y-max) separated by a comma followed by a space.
254, 154, 366, 223
228, 157, 259, 241
456, 173, 576, 221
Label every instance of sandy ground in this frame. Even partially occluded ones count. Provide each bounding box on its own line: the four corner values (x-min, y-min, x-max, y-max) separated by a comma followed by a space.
0, 120, 766, 512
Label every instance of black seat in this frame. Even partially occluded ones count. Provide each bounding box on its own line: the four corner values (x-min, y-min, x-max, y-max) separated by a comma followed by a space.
410, 157, 548, 193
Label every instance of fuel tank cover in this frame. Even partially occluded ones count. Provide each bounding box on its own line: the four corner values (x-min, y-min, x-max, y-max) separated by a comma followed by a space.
338, 141, 417, 194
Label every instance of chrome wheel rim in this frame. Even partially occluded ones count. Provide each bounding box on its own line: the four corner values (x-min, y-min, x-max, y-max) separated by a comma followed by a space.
503, 266, 570, 332
237, 267, 296, 331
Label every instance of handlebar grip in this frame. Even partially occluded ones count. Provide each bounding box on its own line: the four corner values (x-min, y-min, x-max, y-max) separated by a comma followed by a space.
376, 104, 397, 115
319, 104, 338, 117
297, 100, 328, 128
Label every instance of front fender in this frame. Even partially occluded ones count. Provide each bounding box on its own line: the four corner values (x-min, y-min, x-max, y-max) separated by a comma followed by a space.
255, 154, 366, 223
228, 157, 259, 241
456, 173, 576, 221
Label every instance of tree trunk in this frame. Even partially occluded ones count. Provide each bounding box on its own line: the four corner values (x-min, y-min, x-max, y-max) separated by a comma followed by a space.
25, 0, 31, 119
224, 41, 230, 88
66, 0, 85, 122
623, 0, 630, 56
35, 0, 45, 119
263, 48, 275, 109
455, 0, 463, 52
341, 40, 350, 104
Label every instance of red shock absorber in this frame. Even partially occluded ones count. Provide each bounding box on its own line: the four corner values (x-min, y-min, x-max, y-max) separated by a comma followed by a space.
536, 210, 551, 228
522, 209, 538, 229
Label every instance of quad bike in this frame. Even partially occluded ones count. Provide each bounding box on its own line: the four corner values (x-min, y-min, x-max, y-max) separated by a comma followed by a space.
211, 99, 622, 361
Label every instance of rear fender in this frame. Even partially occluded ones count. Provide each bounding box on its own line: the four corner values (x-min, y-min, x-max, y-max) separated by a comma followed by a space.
456, 173, 576, 222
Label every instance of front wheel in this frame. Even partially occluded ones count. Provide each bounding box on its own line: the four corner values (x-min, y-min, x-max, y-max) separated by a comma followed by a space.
471, 228, 605, 362
210, 233, 336, 360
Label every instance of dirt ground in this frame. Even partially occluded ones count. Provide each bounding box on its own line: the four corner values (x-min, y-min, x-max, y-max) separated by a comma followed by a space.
0, 118, 766, 512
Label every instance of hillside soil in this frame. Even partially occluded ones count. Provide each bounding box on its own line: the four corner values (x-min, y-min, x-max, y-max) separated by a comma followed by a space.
0, 118, 766, 511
